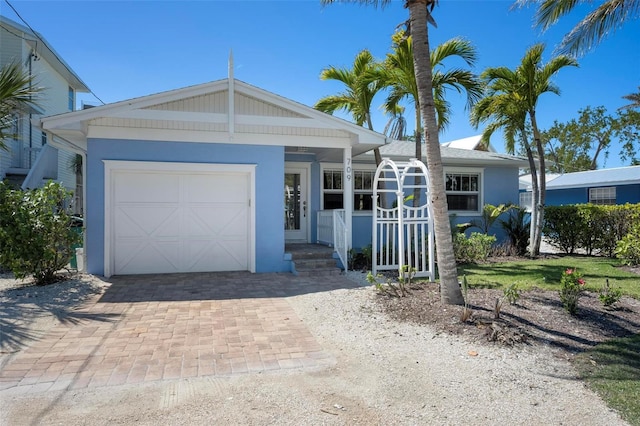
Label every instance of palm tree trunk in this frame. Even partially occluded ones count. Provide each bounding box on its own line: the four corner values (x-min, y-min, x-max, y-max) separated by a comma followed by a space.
413, 109, 422, 207
520, 131, 539, 257
408, 1, 463, 305
529, 111, 545, 256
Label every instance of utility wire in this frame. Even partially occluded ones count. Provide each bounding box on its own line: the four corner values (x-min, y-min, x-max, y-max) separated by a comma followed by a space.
3, 0, 106, 105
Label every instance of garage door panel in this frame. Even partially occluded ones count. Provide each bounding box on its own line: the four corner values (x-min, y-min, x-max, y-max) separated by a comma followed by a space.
186, 240, 248, 272
115, 173, 180, 203
114, 240, 181, 275
187, 204, 247, 235
185, 173, 248, 203
115, 206, 180, 238
111, 166, 251, 275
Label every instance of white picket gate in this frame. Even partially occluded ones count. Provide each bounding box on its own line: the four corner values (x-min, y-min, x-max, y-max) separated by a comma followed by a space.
372, 158, 434, 281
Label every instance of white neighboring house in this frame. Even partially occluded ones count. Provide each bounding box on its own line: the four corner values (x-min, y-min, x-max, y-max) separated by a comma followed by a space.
440, 134, 497, 152
0, 16, 89, 209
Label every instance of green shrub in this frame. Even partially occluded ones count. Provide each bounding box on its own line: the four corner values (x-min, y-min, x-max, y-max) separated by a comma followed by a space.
543, 204, 640, 257
615, 224, 640, 266
599, 279, 622, 308
0, 181, 81, 284
559, 268, 586, 315
499, 206, 530, 256
454, 232, 496, 263
543, 205, 582, 254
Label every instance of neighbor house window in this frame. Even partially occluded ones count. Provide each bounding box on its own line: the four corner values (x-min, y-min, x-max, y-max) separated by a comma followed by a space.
323, 169, 373, 211
68, 86, 75, 111
41, 132, 47, 146
589, 187, 616, 205
519, 191, 533, 211
445, 171, 481, 212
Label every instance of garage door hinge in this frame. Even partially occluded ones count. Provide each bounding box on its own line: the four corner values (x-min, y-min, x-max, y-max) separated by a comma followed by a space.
248, 198, 251, 207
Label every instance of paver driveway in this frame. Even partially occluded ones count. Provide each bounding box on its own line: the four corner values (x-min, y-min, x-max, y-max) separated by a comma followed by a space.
0, 272, 360, 394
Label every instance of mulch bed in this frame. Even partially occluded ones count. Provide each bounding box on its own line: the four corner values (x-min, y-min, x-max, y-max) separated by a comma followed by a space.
376, 268, 640, 359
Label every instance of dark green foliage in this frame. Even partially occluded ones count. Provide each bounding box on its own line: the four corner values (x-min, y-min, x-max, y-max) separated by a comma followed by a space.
543, 204, 640, 256
616, 223, 640, 266
543, 205, 582, 254
499, 206, 530, 256
454, 232, 496, 263
0, 181, 81, 284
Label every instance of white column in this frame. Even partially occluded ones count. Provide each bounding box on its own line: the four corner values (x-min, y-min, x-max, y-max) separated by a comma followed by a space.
343, 146, 353, 250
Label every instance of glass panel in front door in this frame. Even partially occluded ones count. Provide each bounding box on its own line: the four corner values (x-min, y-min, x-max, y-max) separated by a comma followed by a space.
284, 173, 302, 231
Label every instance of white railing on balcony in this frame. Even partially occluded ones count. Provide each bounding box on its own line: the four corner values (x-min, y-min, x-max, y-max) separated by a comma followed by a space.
333, 209, 348, 271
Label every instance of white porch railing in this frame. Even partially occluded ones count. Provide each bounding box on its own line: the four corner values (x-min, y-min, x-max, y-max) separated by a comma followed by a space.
316, 209, 348, 270
317, 210, 334, 246
333, 209, 348, 270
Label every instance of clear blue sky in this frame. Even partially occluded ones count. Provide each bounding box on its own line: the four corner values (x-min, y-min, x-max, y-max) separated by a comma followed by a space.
3, 0, 639, 168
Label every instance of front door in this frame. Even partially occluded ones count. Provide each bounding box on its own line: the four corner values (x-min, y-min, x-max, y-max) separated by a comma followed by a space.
284, 167, 308, 242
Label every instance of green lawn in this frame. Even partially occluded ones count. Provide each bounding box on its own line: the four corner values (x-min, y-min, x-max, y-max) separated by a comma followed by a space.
575, 334, 640, 425
457, 255, 640, 298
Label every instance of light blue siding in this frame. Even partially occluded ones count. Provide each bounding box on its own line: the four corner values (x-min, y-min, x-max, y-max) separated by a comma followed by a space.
86, 138, 287, 276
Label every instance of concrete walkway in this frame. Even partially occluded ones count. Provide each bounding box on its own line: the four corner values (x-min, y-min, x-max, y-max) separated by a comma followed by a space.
0, 272, 361, 395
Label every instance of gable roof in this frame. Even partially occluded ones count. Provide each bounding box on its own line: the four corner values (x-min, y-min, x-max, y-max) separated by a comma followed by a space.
354, 139, 528, 167
0, 16, 89, 92
440, 135, 496, 152
40, 78, 386, 160
546, 166, 640, 190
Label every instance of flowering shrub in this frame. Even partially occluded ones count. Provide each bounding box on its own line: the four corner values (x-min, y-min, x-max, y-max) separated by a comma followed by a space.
559, 268, 586, 315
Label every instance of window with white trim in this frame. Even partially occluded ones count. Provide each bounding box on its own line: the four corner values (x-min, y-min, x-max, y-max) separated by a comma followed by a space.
68, 86, 75, 111
323, 169, 374, 211
589, 186, 616, 205
445, 171, 480, 212
519, 191, 533, 211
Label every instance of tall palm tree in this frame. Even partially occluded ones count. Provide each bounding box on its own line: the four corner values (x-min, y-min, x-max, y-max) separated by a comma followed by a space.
315, 49, 386, 166
620, 86, 640, 110
0, 62, 41, 151
321, 0, 464, 305
471, 72, 540, 255
516, 0, 640, 56
382, 30, 482, 173
472, 44, 577, 256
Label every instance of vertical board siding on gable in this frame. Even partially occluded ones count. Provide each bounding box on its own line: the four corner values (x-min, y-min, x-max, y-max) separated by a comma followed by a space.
235, 93, 304, 118
147, 91, 228, 113
86, 138, 286, 275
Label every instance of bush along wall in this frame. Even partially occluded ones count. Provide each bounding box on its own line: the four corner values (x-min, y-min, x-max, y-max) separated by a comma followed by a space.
543, 203, 640, 257
0, 181, 81, 284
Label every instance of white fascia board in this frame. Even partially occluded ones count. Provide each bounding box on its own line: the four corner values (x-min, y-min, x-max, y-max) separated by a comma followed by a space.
108, 109, 342, 130
88, 125, 352, 148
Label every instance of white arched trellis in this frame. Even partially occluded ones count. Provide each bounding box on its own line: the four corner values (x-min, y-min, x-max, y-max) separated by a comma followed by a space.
372, 158, 434, 280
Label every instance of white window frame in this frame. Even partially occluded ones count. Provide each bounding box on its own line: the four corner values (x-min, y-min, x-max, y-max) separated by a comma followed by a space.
444, 167, 484, 215
589, 186, 616, 205
320, 163, 376, 215
519, 191, 533, 212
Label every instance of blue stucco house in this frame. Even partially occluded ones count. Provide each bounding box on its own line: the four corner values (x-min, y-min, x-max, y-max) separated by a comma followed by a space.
40, 76, 527, 277
520, 166, 640, 208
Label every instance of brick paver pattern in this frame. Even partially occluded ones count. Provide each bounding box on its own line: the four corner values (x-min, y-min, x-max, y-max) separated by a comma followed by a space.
0, 272, 358, 394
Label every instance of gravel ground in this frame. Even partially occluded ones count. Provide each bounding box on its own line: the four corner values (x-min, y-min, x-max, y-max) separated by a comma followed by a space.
0, 271, 627, 425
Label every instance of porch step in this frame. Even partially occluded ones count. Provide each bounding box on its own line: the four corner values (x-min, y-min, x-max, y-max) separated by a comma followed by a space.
286, 244, 342, 276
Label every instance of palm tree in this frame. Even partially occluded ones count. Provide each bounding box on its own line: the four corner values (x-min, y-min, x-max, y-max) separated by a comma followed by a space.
321, 0, 464, 305
382, 30, 482, 175
0, 62, 41, 151
315, 49, 386, 166
620, 86, 640, 110
516, 0, 640, 56
472, 44, 577, 256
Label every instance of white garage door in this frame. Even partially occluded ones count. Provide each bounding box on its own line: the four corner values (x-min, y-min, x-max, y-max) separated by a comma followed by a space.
107, 162, 254, 276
